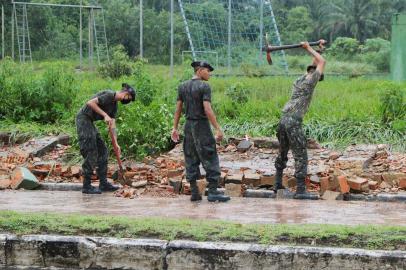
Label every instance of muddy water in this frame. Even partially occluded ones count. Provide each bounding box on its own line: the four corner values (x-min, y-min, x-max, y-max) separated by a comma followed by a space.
1, 190, 405, 225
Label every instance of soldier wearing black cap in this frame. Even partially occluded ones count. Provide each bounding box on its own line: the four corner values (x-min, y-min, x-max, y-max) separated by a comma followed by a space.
76, 83, 136, 194
171, 61, 230, 202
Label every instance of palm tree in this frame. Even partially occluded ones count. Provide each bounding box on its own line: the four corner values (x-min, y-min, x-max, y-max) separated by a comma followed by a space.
327, 0, 378, 41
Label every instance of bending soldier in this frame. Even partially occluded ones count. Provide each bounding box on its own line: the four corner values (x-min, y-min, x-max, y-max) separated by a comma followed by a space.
76, 83, 136, 194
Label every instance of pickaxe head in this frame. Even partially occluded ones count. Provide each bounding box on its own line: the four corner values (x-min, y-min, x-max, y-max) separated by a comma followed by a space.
265, 33, 273, 65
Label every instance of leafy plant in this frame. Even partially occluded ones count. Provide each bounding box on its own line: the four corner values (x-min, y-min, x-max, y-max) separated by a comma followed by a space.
98, 45, 134, 79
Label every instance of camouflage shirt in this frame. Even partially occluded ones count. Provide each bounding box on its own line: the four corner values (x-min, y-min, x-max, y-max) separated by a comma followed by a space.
177, 79, 212, 120
77, 90, 118, 121
282, 70, 321, 120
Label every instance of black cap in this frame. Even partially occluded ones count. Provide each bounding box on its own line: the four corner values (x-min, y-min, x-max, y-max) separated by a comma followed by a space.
191, 61, 214, 72
122, 83, 136, 101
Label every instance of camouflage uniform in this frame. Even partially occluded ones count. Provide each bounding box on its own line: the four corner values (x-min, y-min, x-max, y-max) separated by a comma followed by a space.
177, 79, 221, 185
274, 70, 321, 188
76, 90, 117, 187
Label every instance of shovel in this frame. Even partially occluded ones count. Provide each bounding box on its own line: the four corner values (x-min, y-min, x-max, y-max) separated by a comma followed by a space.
109, 126, 131, 186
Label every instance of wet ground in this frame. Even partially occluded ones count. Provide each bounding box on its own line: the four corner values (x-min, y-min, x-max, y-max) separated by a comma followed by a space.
1, 190, 405, 225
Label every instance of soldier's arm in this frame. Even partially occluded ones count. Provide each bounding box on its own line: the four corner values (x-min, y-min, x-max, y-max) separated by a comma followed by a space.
203, 101, 224, 141
171, 101, 183, 142
303, 40, 326, 74
86, 98, 113, 127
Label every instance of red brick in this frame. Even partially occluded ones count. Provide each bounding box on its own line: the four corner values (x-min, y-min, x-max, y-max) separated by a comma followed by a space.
225, 174, 243, 184
196, 179, 207, 195
243, 173, 261, 186
260, 174, 274, 186
225, 183, 242, 197
338, 176, 350, 193
399, 178, 406, 190
0, 177, 10, 189
167, 169, 183, 178
347, 177, 369, 191
320, 177, 329, 193
11, 167, 39, 190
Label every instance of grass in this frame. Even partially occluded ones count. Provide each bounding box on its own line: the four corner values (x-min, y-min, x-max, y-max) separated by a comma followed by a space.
1, 61, 405, 158
0, 211, 405, 250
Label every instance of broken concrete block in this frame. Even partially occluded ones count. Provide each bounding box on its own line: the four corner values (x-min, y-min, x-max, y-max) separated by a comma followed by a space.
328, 151, 341, 160
237, 140, 252, 153
57, 134, 71, 145
242, 173, 260, 186
131, 180, 148, 188
368, 181, 379, 190
347, 177, 369, 192
252, 137, 279, 149
260, 173, 275, 187
169, 179, 182, 194
11, 167, 40, 190
0, 176, 10, 189
196, 179, 207, 195
310, 175, 320, 184
382, 173, 406, 186
225, 183, 241, 197
338, 176, 350, 193
380, 181, 391, 189
225, 174, 243, 184
322, 190, 340, 201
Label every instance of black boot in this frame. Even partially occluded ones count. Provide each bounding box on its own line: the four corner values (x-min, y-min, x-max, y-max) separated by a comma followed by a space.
207, 182, 230, 202
273, 169, 285, 192
190, 181, 202, 201
99, 179, 119, 192
82, 177, 101, 194
294, 178, 319, 200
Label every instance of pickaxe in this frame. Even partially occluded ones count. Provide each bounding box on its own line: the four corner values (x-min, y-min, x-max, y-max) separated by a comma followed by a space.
262, 33, 327, 65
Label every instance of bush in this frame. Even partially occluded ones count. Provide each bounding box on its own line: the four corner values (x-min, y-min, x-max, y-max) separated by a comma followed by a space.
98, 45, 134, 79
359, 38, 391, 72
225, 82, 249, 104
114, 101, 172, 158
329, 37, 360, 60
379, 83, 405, 125
0, 59, 77, 123
132, 60, 157, 106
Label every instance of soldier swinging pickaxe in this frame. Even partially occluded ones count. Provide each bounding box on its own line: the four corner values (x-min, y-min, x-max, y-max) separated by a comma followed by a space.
262, 33, 327, 65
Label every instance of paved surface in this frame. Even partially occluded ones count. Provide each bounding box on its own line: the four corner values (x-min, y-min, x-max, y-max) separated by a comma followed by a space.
1, 190, 405, 225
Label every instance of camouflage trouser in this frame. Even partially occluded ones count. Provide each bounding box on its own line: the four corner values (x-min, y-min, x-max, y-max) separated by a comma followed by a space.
76, 114, 108, 185
274, 115, 308, 180
183, 119, 220, 184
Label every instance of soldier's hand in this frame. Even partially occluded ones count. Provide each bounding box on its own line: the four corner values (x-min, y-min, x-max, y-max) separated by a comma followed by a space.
301, 41, 310, 50
171, 129, 180, 143
215, 129, 224, 142
117, 145, 121, 158
104, 115, 113, 127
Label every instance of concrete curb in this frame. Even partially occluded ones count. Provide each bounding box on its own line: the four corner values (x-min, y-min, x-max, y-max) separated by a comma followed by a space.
0, 234, 404, 270
37, 182, 406, 202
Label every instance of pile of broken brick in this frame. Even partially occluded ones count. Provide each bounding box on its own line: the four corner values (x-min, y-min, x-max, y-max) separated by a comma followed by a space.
1, 132, 405, 201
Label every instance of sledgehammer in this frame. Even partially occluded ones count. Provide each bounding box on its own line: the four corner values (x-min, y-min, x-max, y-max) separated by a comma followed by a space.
262, 34, 327, 65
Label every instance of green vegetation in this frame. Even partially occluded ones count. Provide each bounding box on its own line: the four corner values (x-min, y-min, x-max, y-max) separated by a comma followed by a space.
1, 0, 404, 72
0, 211, 404, 250
0, 59, 405, 159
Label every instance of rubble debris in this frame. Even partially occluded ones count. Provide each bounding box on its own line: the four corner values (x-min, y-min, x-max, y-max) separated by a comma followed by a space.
237, 139, 252, 153
322, 190, 340, 201
242, 173, 260, 186
11, 167, 40, 190
225, 174, 243, 184
225, 183, 242, 197
0, 176, 11, 189
347, 177, 369, 192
